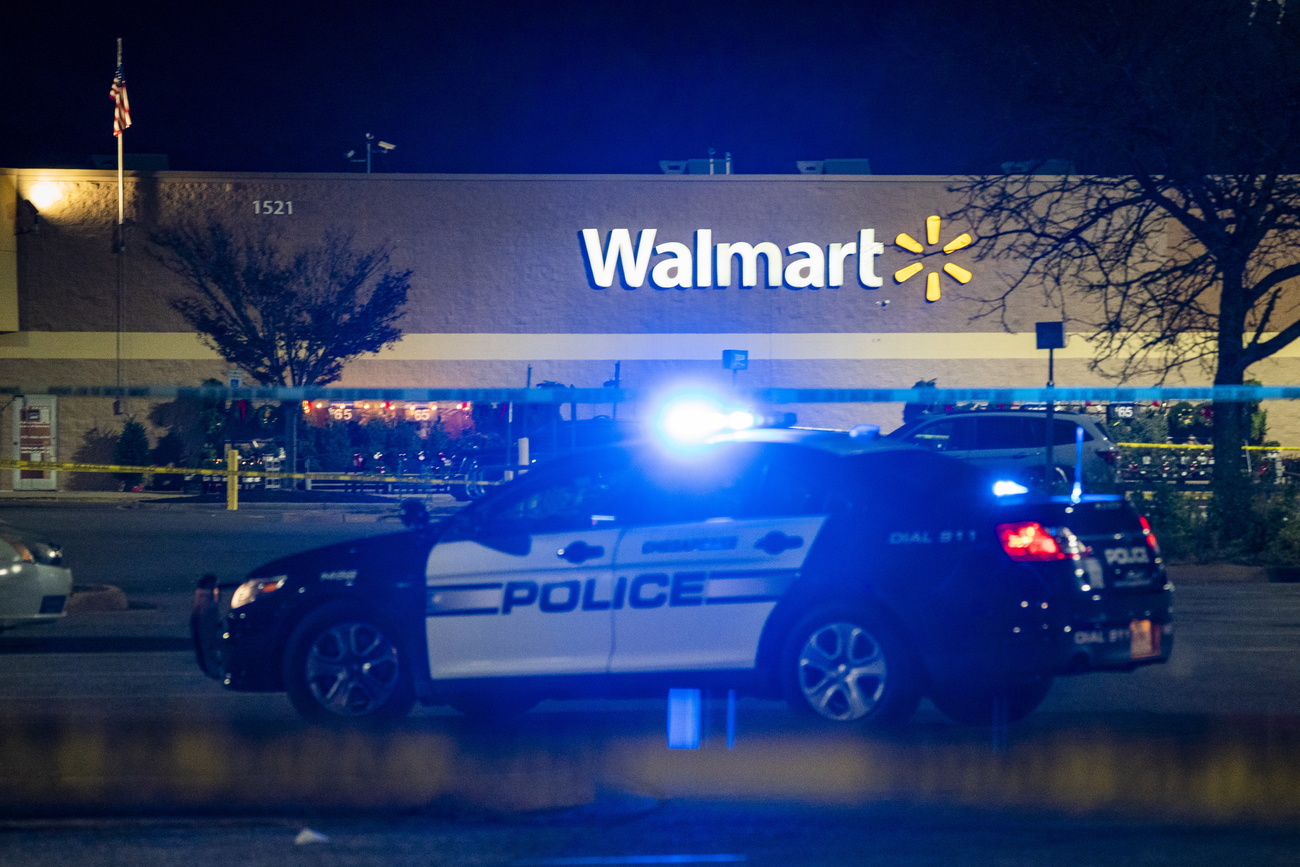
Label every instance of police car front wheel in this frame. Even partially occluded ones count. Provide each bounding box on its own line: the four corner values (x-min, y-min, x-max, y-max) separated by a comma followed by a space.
283, 603, 415, 723
780, 605, 922, 728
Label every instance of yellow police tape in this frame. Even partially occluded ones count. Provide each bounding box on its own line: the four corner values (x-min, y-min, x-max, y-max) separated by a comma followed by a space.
0, 458, 493, 487
1117, 442, 1300, 451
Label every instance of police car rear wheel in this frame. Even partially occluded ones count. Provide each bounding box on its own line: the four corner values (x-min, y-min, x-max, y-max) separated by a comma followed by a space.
928, 676, 1053, 727
781, 605, 921, 728
283, 604, 415, 723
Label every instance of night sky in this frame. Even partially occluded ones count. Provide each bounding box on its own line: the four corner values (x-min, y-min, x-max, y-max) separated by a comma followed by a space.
3, 0, 1070, 176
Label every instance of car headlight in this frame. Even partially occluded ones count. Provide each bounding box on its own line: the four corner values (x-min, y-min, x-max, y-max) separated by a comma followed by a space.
231, 575, 287, 609
29, 542, 63, 566
1, 536, 62, 566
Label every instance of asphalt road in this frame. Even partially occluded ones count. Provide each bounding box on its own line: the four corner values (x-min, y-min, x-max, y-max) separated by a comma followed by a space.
0, 499, 422, 595
3, 500, 1300, 862
5, 801, 1300, 867
1, 500, 1296, 723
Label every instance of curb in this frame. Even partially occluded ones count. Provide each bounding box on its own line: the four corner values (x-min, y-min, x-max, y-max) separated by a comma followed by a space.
65, 585, 129, 613
1164, 564, 1268, 584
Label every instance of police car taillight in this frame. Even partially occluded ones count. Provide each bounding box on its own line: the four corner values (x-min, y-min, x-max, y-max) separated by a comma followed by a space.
996, 521, 1066, 561
1139, 515, 1162, 557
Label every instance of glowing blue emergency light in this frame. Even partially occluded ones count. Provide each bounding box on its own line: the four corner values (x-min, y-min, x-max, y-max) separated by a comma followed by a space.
654, 395, 758, 443
993, 480, 1030, 497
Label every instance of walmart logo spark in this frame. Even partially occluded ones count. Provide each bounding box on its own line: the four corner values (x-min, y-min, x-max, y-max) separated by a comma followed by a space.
893, 216, 973, 302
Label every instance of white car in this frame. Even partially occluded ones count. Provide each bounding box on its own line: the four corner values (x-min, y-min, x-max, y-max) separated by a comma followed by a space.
889, 410, 1120, 487
0, 523, 72, 630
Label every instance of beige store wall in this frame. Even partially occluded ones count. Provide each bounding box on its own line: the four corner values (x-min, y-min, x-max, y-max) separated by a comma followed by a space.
7, 168, 1300, 488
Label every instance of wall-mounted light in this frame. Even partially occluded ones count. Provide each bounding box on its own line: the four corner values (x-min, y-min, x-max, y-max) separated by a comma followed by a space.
26, 182, 64, 210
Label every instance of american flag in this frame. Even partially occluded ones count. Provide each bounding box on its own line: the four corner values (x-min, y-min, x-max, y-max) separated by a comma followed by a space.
110, 55, 131, 137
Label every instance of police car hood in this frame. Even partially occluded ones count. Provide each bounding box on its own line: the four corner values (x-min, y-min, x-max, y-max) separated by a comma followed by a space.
243, 529, 429, 584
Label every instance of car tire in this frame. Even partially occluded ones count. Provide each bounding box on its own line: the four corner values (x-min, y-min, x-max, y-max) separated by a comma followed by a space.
283, 602, 415, 724
928, 676, 1053, 727
780, 604, 923, 729
450, 456, 475, 501
459, 456, 490, 501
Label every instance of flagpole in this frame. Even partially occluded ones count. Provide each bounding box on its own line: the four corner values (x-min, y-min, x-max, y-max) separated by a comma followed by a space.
116, 38, 124, 231
114, 37, 126, 413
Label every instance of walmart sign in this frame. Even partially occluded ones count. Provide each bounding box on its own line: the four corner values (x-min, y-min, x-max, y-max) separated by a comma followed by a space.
581, 228, 884, 290
581, 219, 973, 301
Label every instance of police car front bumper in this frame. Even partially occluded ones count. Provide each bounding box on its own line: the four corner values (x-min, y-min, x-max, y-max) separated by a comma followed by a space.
191, 576, 284, 692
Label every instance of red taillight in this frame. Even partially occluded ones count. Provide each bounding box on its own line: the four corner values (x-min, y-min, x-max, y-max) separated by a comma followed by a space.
1139, 515, 1162, 557
997, 521, 1066, 561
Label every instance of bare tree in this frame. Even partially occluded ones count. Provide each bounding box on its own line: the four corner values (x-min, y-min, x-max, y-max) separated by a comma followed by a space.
152, 220, 410, 387
151, 220, 412, 478
947, 0, 1300, 525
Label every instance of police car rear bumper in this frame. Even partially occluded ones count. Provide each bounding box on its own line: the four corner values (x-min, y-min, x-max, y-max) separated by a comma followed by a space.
927, 582, 1174, 687
928, 619, 1173, 689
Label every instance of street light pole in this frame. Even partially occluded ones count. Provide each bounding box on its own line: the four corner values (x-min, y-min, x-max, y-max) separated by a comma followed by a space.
1036, 322, 1067, 490
345, 133, 396, 173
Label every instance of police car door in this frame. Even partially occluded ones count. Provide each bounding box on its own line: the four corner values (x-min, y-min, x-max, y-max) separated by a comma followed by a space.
610, 443, 827, 673
423, 458, 624, 680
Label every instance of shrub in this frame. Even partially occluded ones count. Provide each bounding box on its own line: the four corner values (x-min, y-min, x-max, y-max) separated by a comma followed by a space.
112, 419, 151, 489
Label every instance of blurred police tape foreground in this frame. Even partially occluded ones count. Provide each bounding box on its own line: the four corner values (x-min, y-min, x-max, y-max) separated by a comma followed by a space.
6, 383, 1300, 404
4, 714, 1300, 821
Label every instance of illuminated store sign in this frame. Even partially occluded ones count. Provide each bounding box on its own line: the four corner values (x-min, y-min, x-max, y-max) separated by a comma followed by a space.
581, 228, 885, 290
581, 217, 974, 302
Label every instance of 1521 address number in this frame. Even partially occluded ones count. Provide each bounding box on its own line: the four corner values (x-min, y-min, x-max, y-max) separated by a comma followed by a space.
253, 200, 293, 215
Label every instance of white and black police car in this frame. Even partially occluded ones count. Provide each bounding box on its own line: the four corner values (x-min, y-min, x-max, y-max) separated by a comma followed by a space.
192, 410, 1173, 728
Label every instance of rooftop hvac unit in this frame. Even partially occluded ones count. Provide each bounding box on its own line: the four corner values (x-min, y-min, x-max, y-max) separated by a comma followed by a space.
822, 158, 872, 175
1001, 159, 1076, 175
797, 159, 872, 175
659, 153, 733, 174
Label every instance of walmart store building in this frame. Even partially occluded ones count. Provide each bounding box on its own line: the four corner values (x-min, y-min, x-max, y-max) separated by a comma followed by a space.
2, 167, 1295, 490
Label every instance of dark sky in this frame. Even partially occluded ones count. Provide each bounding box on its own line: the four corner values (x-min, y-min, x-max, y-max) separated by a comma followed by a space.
5, 0, 1040, 176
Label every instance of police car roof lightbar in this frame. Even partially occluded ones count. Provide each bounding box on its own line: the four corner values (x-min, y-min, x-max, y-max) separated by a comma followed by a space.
651, 390, 796, 446
657, 399, 756, 442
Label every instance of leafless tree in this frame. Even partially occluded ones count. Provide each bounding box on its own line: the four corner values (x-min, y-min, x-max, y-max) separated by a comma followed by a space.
152, 220, 410, 387
947, 0, 1300, 520
151, 219, 411, 477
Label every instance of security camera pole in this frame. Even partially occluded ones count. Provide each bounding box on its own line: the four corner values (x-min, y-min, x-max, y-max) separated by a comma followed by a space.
345, 133, 396, 174
1036, 322, 1066, 488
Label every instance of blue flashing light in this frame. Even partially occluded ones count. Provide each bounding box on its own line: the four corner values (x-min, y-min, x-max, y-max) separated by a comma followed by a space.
993, 480, 1031, 497
652, 391, 765, 446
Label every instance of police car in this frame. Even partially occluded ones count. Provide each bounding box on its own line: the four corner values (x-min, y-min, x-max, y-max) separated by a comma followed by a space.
191, 424, 1173, 728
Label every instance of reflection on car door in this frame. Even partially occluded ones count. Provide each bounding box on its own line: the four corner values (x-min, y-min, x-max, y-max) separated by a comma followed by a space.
612, 516, 825, 672
423, 464, 622, 680
609, 444, 829, 673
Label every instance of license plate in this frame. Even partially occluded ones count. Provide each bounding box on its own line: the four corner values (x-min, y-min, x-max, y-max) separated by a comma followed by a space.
1130, 619, 1161, 659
